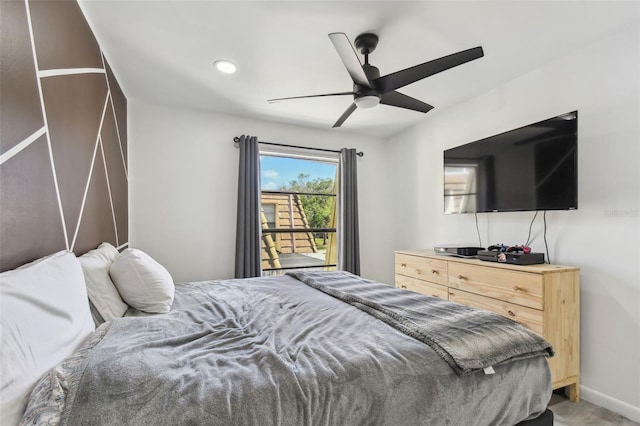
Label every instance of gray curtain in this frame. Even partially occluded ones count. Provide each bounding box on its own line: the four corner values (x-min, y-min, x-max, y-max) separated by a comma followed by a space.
339, 148, 360, 275
234, 135, 262, 278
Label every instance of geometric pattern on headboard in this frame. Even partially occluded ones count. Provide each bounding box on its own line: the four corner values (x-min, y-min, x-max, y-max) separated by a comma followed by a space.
0, 0, 127, 272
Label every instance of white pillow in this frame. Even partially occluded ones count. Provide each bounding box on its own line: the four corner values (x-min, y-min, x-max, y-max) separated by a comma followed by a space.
78, 242, 129, 322
0, 250, 94, 426
109, 248, 175, 313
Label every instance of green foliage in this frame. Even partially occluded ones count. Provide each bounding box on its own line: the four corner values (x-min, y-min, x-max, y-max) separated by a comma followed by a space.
314, 238, 327, 250
280, 173, 335, 229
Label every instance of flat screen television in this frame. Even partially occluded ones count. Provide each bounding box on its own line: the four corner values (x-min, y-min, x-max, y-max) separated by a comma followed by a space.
444, 111, 578, 214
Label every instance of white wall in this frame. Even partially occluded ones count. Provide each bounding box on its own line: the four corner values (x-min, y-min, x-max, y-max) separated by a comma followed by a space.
386, 26, 640, 421
128, 102, 394, 284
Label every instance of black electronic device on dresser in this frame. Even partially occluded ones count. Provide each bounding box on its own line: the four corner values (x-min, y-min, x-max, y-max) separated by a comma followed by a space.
477, 244, 545, 265
434, 244, 485, 257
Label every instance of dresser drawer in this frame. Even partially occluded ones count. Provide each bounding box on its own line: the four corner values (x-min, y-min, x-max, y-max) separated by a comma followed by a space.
448, 263, 544, 310
396, 275, 449, 300
395, 253, 447, 286
448, 289, 543, 335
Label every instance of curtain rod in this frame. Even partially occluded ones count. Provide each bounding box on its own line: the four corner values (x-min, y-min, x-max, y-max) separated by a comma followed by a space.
233, 137, 364, 157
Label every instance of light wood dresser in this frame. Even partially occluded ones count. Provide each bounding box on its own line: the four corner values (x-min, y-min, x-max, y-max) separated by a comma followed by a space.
395, 249, 580, 401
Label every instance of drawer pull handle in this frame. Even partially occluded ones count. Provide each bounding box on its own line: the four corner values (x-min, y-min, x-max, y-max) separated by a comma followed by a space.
449, 292, 455, 297
401, 285, 407, 289
513, 285, 523, 292
431, 269, 438, 274
401, 263, 407, 267
457, 275, 466, 280
507, 310, 516, 317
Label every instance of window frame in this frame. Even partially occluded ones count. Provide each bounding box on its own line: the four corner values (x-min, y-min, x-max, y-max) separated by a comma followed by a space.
259, 149, 339, 275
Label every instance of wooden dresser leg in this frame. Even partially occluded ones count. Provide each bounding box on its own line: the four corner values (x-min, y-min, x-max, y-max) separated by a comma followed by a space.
567, 382, 580, 402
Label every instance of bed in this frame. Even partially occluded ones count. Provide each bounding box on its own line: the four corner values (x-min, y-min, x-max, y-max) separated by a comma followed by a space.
0, 245, 554, 426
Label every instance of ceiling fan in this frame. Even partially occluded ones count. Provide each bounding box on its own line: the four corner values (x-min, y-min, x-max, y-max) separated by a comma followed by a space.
268, 32, 484, 128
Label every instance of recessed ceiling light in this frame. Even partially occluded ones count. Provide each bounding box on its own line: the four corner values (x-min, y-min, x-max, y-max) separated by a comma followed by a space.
214, 60, 237, 74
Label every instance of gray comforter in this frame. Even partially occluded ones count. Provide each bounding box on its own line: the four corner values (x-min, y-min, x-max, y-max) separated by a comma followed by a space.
288, 271, 553, 375
24, 273, 553, 426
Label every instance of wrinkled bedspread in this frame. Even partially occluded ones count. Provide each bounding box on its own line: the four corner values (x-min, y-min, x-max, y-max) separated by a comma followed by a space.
23, 274, 552, 426
288, 271, 553, 375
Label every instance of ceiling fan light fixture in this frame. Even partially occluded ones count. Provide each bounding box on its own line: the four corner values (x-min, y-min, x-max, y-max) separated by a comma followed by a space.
214, 60, 237, 74
354, 95, 380, 109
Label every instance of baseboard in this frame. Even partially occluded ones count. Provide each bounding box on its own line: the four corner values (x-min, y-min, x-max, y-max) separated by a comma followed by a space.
580, 385, 640, 423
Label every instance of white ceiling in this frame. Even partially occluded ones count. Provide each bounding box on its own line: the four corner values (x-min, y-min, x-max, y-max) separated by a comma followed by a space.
79, 0, 639, 138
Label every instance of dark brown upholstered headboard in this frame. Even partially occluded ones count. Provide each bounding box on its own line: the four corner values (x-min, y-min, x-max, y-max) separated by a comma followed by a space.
0, 0, 127, 272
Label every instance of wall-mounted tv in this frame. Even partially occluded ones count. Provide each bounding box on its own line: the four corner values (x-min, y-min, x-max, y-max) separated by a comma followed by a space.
444, 111, 578, 214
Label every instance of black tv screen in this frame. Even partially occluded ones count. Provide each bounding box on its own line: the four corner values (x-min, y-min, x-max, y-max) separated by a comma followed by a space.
444, 111, 578, 214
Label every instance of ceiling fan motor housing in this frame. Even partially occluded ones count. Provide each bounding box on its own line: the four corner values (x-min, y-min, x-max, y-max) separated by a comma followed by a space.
362, 64, 380, 80
353, 64, 381, 107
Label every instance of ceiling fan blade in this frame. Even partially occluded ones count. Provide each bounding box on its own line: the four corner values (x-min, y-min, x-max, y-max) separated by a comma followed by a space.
380, 91, 434, 113
268, 92, 354, 103
374, 46, 484, 94
332, 103, 357, 128
328, 33, 371, 88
